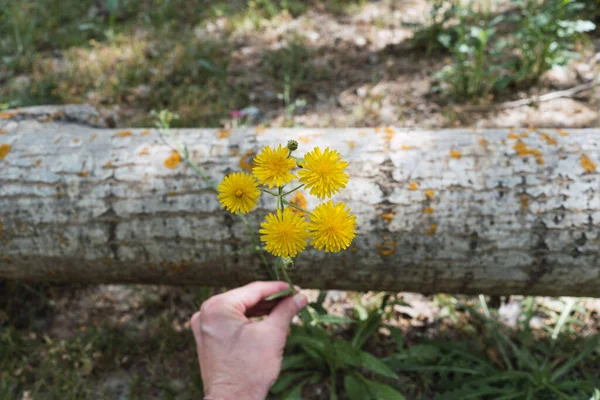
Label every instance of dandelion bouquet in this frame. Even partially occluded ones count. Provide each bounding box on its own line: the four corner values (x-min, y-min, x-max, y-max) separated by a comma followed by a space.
217, 140, 357, 291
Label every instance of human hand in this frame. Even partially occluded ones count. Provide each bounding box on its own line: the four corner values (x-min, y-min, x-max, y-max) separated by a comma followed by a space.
191, 281, 308, 400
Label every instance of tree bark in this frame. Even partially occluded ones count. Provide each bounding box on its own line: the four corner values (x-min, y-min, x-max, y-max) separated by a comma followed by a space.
0, 106, 599, 296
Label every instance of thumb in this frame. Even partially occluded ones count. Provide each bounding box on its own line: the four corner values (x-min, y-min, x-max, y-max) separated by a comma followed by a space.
267, 292, 308, 330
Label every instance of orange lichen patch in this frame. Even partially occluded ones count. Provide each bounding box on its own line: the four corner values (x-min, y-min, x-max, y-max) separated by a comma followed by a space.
520, 195, 529, 211
138, 146, 150, 156
409, 181, 419, 191
381, 213, 394, 224
377, 238, 397, 257
168, 191, 176, 197
141, 130, 151, 136
255, 125, 267, 135
519, 132, 528, 138
290, 192, 308, 214
0, 111, 16, 119
359, 131, 368, 137
401, 144, 415, 150
581, 154, 597, 173
557, 129, 569, 137
423, 207, 434, 214
425, 189, 435, 199
54, 136, 63, 144
104, 258, 112, 265
538, 131, 557, 146
217, 130, 230, 139
164, 150, 182, 169
425, 224, 438, 236
73, 138, 80, 144
374, 126, 382, 133
382, 127, 395, 147
350, 246, 358, 253
507, 133, 519, 139
450, 149, 462, 159
0, 129, 7, 135
346, 140, 356, 149
115, 130, 133, 138
0, 144, 11, 160
478, 138, 489, 149
104, 161, 113, 168
239, 150, 256, 172
90, 133, 98, 142
514, 140, 544, 165
34, 160, 41, 167
78, 171, 89, 177
297, 135, 311, 144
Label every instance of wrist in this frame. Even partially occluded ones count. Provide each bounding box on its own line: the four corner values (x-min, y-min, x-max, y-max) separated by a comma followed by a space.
205, 385, 267, 400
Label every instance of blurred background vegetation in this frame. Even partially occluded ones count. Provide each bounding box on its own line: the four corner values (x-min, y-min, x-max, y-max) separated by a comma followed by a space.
2, 0, 600, 399
1, 0, 599, 127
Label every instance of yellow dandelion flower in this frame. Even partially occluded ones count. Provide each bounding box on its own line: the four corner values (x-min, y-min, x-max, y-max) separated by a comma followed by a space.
259, 208, 310, 258
309, 201, 357, 252
217, 172, 261, 214
298, 147, 349, 199
252, 144, 296, 188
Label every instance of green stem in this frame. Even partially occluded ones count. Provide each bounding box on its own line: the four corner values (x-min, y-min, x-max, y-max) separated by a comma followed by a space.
261, 189, 278, 196
277, 186, 285, 213
279, 262, 295, 292
159, 130, 215, 188
281, 199, 314, 217
282, 184, 304, 197
157, 128, 273, 279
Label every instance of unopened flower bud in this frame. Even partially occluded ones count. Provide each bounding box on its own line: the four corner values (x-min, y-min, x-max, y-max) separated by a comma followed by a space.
287, 140, 298, 152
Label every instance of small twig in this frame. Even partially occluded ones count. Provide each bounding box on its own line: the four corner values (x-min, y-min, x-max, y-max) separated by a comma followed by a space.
457, 80, 598, 113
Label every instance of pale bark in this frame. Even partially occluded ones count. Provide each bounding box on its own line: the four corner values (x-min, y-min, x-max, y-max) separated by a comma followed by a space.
0, 106, 599, 296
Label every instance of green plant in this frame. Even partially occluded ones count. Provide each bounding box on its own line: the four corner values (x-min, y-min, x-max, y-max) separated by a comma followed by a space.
406, 0, 460, 54
273, 293, 407, 399
263, 38, 313, 122
278, 73, 307, 127
511, 0, 596, 84
387, 297, 600, 400
427, 0, 596, 100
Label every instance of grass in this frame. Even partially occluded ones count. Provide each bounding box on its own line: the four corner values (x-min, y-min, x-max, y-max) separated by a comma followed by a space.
0, 0, 366, 127
3, 282, 600, 399
0, 282, 208, 400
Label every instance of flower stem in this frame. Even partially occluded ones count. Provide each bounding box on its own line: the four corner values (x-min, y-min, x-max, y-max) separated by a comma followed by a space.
281, 199, 314, 217
282, 184, 305, 197
279, 260, 295, 293
261, 189, 278, 196
277, 187, 285, 213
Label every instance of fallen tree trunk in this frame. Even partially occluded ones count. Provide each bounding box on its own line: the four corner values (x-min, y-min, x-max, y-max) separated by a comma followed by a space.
0, 106, 598, 296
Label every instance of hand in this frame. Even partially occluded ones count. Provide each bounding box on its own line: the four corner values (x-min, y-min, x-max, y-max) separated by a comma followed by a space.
191, 281, 308, 400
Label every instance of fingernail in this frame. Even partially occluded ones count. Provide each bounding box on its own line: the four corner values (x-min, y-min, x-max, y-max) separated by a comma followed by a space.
294, 293, 308, 309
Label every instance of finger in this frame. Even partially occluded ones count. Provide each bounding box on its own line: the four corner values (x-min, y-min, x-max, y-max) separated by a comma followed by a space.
267, 292, 308, 330
190, 311, 203, 345
222, 281, 291, 311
